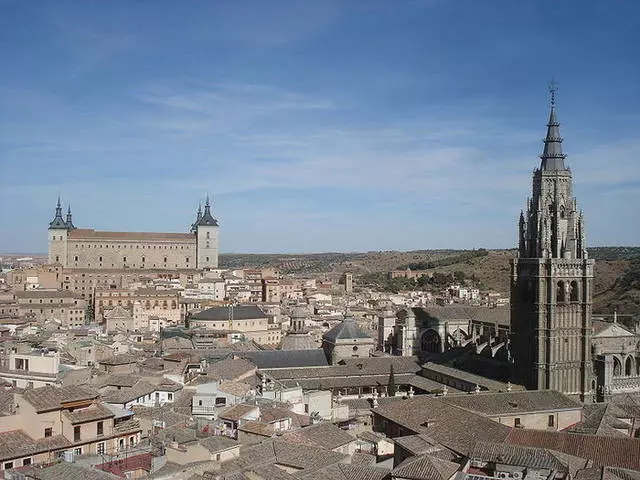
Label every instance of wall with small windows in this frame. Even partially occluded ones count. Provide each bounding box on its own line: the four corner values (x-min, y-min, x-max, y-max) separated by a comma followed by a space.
486, 408, 582, 431
66, 238, 197, 270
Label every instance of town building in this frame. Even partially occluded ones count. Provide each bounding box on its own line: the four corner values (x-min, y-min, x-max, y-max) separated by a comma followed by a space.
0, 348, 60, 388
321, 311, 375, 364
0, 385, 142, 471
13, 289, 86, 328
188, 305, 282, 346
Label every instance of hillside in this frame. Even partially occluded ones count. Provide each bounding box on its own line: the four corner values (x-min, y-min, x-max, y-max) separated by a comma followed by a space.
220, 247, 640, 315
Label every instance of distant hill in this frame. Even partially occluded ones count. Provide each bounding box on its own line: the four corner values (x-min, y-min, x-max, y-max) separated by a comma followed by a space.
219, 246, 640, 316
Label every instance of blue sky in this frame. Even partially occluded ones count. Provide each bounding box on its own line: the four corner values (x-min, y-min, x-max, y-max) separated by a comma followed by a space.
1, 0, 639, 254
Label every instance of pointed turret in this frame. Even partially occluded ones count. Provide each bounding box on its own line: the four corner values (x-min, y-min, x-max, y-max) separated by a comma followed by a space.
65, 205, 76, 230
540, 87, 567, 171
48, 196, 67, 229
190, 203, 203, 233
195, 195, 219, 227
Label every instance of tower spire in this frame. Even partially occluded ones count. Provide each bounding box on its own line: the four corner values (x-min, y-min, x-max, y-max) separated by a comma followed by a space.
65, 205, 76, 230
195, 194, 218, 227
49, 196, 67, 229
540, 80, 566, 171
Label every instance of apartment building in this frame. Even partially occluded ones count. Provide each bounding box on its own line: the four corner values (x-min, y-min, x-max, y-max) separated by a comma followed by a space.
14, 290, 86, 329
0, 385, 141, 471
0, 349, 60, 388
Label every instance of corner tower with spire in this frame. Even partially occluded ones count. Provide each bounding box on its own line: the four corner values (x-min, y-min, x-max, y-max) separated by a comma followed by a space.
194, 195, 220, 269
48, 196, 71, 264
510, 84, 595, 400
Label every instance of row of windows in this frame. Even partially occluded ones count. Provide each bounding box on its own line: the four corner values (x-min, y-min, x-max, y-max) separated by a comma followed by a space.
74, 256, 191, 263
3, 458, 31, 470
27, 298, 77, 304
101, 299, 177, 309
70, 244, 193, 250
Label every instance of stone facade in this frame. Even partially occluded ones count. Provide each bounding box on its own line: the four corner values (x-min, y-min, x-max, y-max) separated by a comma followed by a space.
47, 197, 219, 270
511, 95, 594, 399
14, 290, 87, 329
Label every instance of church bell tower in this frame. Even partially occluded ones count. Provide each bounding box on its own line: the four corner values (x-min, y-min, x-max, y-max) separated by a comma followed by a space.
510, 85, 595, 400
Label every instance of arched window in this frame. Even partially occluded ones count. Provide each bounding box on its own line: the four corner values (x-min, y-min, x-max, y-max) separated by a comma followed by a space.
613, 357, 622, 377
557, 281, 565, 302
570, 281, 579, 302
421, 329, 442, 353
625, 356, 634, 376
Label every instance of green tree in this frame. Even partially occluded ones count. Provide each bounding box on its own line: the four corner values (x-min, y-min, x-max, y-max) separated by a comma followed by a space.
387, 364, 396, 397
453, 270, 466, 284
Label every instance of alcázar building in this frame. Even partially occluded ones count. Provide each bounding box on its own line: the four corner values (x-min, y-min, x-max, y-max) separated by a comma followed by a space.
47, 197, 219, 270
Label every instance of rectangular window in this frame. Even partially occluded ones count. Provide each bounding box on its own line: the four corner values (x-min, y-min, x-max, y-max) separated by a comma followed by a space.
514, 417, 521, 427
97, 442, 105, 455
168, 393, 173, 401
44, 427, 52, 437
22, 458, 31, 466
4, 462, 13, 469
548, 415, 555, 427
74, 425, 81, 441
97, 421, 104, 436
74, 447, 82, 455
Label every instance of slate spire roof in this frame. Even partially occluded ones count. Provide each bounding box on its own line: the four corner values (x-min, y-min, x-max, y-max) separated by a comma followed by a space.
65, 205, 76, 230
48, 195, 68, 229
195, 195, 219, 227
540, 87, 567, 171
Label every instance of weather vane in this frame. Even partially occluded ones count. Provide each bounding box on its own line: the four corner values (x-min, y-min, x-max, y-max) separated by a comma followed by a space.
549, 78, 558, 107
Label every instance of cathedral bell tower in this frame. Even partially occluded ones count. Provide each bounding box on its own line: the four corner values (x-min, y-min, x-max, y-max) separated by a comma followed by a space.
510, 85, 595, 400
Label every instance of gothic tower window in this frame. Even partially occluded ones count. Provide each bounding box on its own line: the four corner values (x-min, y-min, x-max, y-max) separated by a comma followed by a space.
556, 281, 566, 302
570, 281, 579, 302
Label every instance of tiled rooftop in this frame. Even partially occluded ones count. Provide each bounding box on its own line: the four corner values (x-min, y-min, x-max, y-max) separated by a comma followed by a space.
63, 402, 114, 424
22, 385, 98, 413
441, 390, 582, 415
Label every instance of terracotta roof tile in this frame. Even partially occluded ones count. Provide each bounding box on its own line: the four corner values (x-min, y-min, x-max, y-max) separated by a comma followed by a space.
506, 429, 640, 470
22, 385, 98, 413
